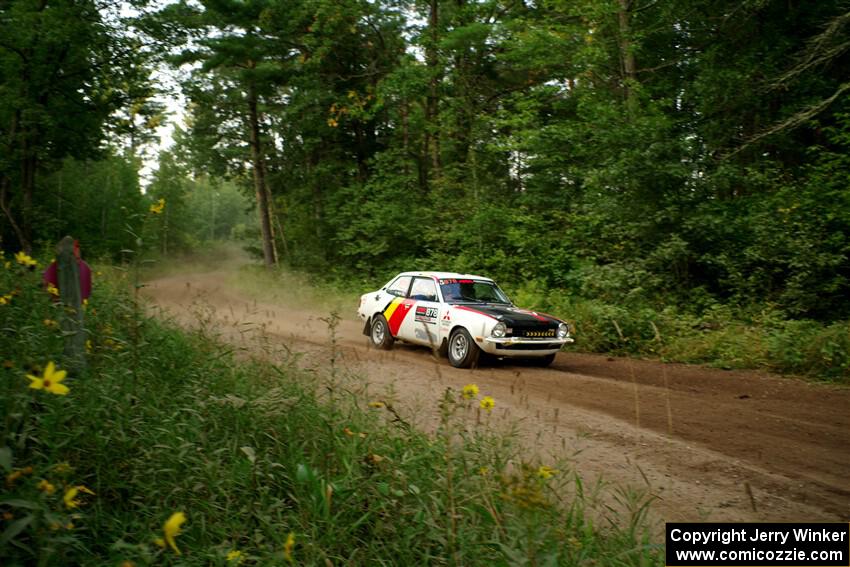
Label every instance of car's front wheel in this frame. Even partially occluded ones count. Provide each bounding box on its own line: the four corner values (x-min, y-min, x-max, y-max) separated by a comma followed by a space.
370, 315, 394, 350
448, 328, 481, 368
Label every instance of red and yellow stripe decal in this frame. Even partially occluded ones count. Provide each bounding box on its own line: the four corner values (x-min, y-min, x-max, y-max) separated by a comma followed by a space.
383, 297, 416, 336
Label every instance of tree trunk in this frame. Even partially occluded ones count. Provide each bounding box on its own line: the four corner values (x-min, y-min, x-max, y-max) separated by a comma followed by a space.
0, 175, 29, 253
617, 0, 637, 112
247, 84, 278, 268
425, 0, 442, 180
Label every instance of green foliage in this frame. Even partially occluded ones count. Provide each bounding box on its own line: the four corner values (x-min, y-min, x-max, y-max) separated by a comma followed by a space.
0, 0, 160, 251
34, 155, 146, 261
0, 250, 660, 565
145, 150, 256, 255
508, 281, 850, 382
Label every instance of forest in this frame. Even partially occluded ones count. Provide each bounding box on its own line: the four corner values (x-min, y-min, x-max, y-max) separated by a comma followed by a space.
1, 1, 849, 563
2, 0, 849, 377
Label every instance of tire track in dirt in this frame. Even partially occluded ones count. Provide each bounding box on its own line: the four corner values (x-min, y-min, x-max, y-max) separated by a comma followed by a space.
143, 269, 850, 533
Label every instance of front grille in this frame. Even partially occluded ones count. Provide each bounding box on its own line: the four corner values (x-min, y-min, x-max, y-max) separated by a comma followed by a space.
509, 326, 557, 338
496, 343, 561, 351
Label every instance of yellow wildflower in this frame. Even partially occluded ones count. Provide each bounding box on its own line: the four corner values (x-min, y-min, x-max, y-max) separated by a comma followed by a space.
149, 198, 166, 214
27, 361, 70, 395
52, 462, 73, 476
537, 465, 557, 479
43, 319, 59, 329
162, 511, 186, 555
480, 396, 495, 412
368, 401, 385, 408
479, 466, 490, 476
46, 283, 59, 297
37, 479, 56, 494
86, 340, 93, 353
63, 485, 94, 509
0, 295, 8, 306
5, 466, 33, 487
342, 427, 366, 438
462, 383, 479, 399
226, 549, 244, 563
283, 532, 295, 563
327, 118, 338, 128
15, 251, 37, 267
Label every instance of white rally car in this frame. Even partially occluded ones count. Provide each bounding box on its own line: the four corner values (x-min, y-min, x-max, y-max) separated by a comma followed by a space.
357, 271, 574, 368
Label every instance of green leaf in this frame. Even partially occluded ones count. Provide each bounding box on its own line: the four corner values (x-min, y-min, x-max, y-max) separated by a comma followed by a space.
0, 515, 34, 547
0, 499, 40, 510
0, 447, 11, 472
240, 446, 256, 464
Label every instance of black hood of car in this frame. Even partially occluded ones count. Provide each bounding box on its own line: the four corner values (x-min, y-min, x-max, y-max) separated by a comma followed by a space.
455, 304, 560, 327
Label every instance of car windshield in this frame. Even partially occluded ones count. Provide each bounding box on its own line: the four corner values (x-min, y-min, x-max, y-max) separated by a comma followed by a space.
438, 278, 511, 304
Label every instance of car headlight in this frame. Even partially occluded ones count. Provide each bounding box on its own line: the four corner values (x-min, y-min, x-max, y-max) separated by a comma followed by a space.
557, 323, 570, 339
491, 322, 507, 338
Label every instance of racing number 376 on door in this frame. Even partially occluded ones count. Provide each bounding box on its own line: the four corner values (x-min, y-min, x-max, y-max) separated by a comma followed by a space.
357, 271, 574, 368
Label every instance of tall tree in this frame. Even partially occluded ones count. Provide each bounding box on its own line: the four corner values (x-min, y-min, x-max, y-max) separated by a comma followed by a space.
0, 0, 155, 251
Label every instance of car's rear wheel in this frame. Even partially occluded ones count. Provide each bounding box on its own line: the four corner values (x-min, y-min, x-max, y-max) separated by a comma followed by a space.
448, 328, 480, 368
370, 315, 394, 350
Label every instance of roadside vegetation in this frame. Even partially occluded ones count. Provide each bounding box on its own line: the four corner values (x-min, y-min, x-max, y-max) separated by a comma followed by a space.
0, 251, 660, 565
507, 283, 850, 383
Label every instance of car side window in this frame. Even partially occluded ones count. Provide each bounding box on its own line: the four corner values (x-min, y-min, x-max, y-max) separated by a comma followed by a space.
409, 277, 438, 301
386, 276, 412, 297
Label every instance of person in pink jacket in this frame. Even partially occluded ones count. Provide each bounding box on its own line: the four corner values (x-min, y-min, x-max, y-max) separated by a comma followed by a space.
43, 240, 92, 301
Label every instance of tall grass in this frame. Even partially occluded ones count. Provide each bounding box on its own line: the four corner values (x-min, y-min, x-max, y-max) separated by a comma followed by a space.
0, 251, 661, 565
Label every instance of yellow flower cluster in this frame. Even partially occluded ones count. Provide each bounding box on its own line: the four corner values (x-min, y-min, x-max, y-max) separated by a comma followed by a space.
343, 427, 367, 438
46, 283, 59, 297
15, 251, 37, 268
537, 465, 557, 480
480, 396, 495, 412
283, 532, 295, 563
149, 198, 166, 214
5, 466, 33, 487
462, 383, 479, 399
0, 293, 13, 305
155, 511, 187, 554
63, 485, 95, 509
461, 384, 496, 412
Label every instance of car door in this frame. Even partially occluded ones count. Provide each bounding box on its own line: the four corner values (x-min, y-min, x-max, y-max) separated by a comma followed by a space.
380, 275, 415, 339
398, 276, 441, 347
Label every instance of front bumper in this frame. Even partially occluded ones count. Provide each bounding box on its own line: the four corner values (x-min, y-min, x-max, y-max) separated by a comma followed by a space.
482, 336, 574, 356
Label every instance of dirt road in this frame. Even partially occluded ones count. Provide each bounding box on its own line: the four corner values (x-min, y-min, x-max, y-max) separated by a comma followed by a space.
143, 268, 850, 531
